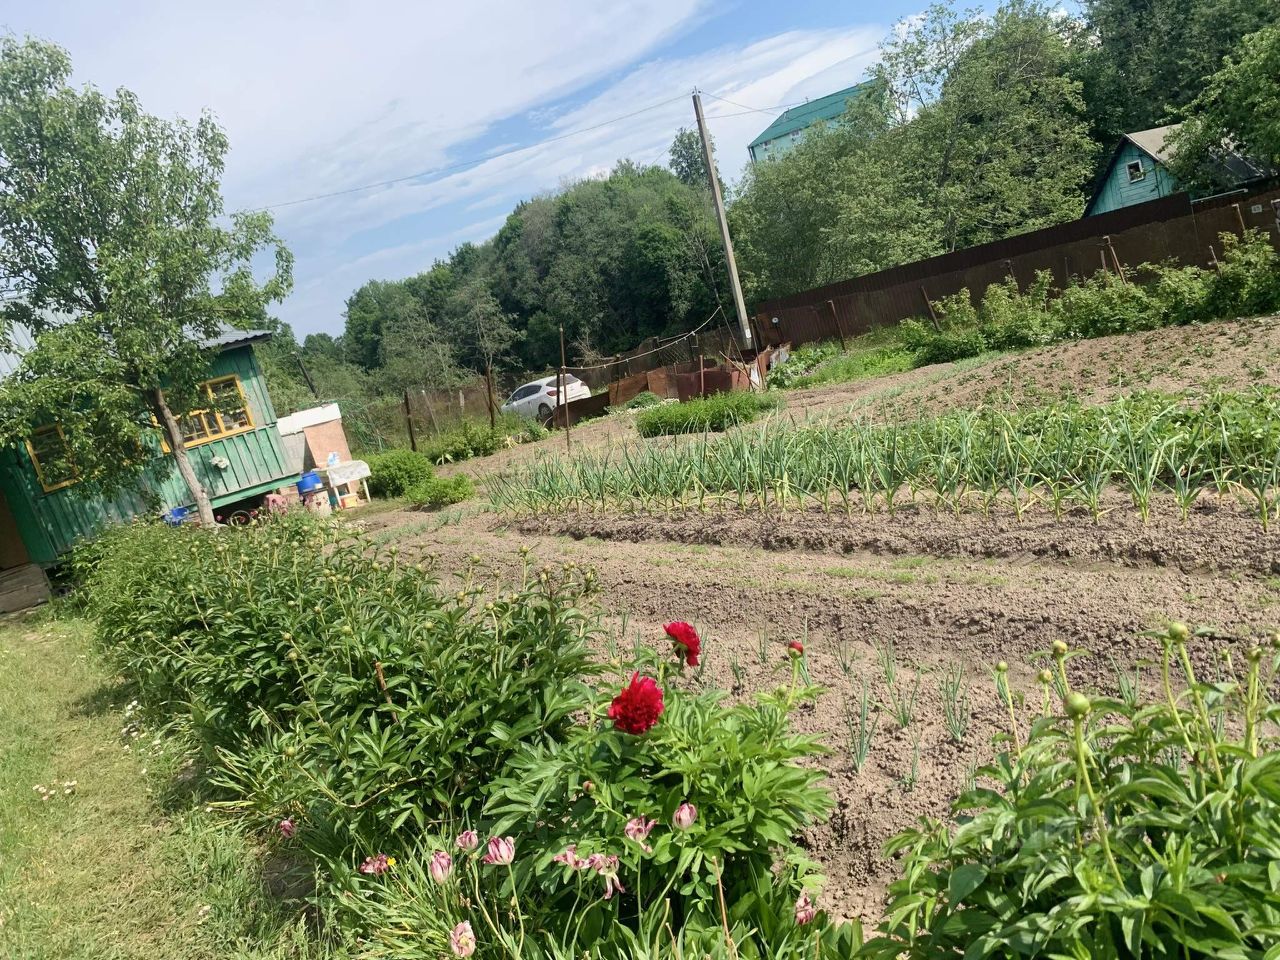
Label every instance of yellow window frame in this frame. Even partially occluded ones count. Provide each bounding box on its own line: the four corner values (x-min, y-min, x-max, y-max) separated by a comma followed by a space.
159, 375, 256, 452
25, 424, 79, 493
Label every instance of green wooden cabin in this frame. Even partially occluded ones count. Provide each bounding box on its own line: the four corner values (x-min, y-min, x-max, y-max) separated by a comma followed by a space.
0, 330, 298, 577
1086, 124, 1273, 216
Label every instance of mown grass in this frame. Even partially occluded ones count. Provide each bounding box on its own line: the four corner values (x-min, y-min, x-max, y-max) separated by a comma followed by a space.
0, 614, 345, 960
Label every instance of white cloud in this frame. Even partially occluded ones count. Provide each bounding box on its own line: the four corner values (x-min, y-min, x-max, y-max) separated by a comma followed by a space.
1, 2, 886, 335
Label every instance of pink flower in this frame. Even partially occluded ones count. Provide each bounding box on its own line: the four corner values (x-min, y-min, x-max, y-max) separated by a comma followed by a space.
450, 920, 476, 958
552, 844, 588, 870
587, 853, 626, 900
624, 816, 657, 852
794, 890, 817, 925
788, 640, 805, 658
278, 818, 296, 839
428, 850, 453, 884
482, 835, 515, 865
455, 829, 479, 851
358, 853, 391, 875
673, 802, 697, 830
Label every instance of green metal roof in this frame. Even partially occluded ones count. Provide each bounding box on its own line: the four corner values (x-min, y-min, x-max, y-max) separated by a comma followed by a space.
748, 80, 877, 149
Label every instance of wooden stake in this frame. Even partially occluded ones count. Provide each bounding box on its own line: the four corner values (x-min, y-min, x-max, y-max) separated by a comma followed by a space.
559, 324, 571, 454
826, 299, 846, 350
485, 361, 496, 430
920, 287, 942, 332
699, 353, 706, 397
1233, 202, 1247, 235
402, 390, 417, 452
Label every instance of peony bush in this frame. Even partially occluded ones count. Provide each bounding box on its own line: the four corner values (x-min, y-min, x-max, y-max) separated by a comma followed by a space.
79, 515, 857, 958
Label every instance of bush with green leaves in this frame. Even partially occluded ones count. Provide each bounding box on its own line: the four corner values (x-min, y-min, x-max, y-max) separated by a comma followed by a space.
623, 390, 663, 410
84, 515, 599, 860
766, 341, 843, 389
860, 625, 1280, 959
899, 230, 1280, 366
337, 647, 855, 959
404, 473, 474, 509
80, 517, 855, 958
366, 447, 433, 497
635, 390, 779, 438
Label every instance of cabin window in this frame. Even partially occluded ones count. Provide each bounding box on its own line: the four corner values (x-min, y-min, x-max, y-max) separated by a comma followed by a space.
26, 425, 78, 492
171, 376, 255, 448
1126, 160, 1146, 183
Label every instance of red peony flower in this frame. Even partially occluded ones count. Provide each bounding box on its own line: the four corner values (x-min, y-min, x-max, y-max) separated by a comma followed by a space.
664, 621, 701, 667
788, 640, 805, 657
608, 673, 664, 734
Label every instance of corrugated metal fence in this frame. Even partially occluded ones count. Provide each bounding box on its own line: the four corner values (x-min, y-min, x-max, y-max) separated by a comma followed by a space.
753, 184, 1280, 349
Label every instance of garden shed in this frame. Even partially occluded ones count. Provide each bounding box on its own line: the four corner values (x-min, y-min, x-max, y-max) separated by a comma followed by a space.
0, 329, 298, 608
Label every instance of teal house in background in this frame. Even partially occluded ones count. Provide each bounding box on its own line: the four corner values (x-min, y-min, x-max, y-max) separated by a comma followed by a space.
747, 80, 879, 164
0, 329, 298, 608
1085, 124, 1273, 216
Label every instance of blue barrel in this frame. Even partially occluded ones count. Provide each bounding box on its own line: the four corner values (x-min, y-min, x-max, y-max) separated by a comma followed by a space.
162, 505, 190, 526
297, 471, 325, 496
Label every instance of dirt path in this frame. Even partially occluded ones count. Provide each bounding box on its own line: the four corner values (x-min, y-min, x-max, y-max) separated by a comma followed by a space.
358, 496, 1279, 922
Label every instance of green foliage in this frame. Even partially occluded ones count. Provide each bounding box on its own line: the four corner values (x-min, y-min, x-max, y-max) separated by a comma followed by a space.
732, 1, 1095, 302
0, 37, 291, 519
404, 473, 473, 510
1172, 22, 1280, 188
860, 625, 1280, 958
82, 515, 599, 862
490, 389, 1280, 529
622, 391, 663, 410
899, 232, 1280, 365
634, 391, 780, 438
77, 517, 854, 957
766, 342, 844, 389
366, 448, 433, 498
420, 420, 508, 465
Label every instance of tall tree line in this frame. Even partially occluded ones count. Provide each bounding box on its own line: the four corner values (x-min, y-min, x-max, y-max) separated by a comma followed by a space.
302, 0, 1277, 404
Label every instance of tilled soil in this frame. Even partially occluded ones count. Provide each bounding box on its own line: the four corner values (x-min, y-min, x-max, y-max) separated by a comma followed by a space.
358, 495, 1279, 923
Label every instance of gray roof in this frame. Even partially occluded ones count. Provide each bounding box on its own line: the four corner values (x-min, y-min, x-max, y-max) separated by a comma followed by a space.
0, 324, 272, 380
1125, 124, 1180, 165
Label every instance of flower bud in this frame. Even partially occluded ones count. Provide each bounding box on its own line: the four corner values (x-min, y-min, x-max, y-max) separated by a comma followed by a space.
1037, 669, 1053, 685
673, 802, 698, 830
1065, 692, 1091, 720
1168, 622, 1190, 644
996, 661, 1008, 673
1051, 640, 1068, 659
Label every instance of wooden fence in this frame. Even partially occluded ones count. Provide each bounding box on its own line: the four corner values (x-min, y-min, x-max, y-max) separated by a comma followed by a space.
753, 183, 1280, 349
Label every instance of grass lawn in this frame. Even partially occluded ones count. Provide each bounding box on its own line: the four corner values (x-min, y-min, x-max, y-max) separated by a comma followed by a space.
0, 612, 340, 960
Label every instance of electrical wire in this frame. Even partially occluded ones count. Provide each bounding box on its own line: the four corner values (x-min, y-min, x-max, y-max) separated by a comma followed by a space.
563, 305, 723, 372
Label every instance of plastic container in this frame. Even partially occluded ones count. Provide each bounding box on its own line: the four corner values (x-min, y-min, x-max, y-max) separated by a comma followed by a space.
297, 471, 324, 496
340, 493, 361, 510
304, 493, 332, 516
162, 505, 190, 526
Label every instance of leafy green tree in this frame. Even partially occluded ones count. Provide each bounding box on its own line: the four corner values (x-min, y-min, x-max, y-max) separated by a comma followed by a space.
669, 127, 707, 188
1171, 23, 1280, 188
1077, 0, 1276, 152
448, 282, 517, 427
0, 38, 292, 527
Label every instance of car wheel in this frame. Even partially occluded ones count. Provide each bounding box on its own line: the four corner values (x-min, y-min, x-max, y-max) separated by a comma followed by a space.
537, 402, 552, 419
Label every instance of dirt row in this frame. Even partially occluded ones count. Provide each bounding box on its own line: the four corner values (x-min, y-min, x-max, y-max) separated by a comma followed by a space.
360, 494, 1279, 922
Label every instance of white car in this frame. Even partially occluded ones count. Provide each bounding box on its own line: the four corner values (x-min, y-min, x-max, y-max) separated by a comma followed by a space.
500, 374, 591, 420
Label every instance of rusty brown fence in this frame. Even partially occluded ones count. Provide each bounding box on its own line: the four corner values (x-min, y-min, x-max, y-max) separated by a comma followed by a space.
753, 184, 1280, 349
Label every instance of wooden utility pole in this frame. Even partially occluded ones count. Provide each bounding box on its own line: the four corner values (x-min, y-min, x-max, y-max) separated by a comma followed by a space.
402, 390, 417, 452
692, 91, 752, 350
485, 361, 496, 430
558, 324, 571, 454
294, 352, 319, 399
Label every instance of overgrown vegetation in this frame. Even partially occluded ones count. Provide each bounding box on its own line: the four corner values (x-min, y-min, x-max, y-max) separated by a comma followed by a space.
901, 231, 1280, 366
491, 390, 1280, 528
861, 626, 1280, 958
78, 516, 851, 957
767, 333, 915, 391
404, 473, 474, 510
634, 391, 780, 438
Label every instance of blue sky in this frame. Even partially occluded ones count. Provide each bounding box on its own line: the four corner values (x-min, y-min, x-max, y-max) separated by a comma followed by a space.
0, 1, 927, 337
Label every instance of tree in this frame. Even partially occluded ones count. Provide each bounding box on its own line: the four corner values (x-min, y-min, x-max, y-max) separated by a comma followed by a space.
448, 281, 517, 428
1077, 0, 1276, 153
1170, 24, 1280, 189
0, 38, 292, 527
381, 315, 464, 397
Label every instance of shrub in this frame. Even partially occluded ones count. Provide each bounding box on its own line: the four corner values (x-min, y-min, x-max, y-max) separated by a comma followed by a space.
623, 390, 663, 410
404, 473, 473, 509
635, 390, 779, 438
419, 420, 507, 465
766, 341, 843, 389
84, 515, 600, 860
860, 625, 1280, 958
366, 448, 432, 497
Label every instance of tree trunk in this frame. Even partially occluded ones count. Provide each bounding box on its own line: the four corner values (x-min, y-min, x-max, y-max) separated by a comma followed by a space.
150, 388, 216, 527
485, 361, 496, 430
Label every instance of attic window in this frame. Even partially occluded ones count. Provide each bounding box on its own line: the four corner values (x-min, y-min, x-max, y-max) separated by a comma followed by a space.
1126, 160, 1146, 183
